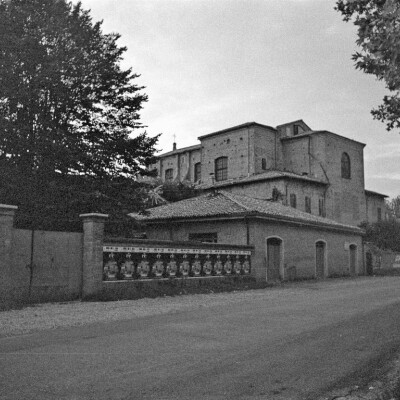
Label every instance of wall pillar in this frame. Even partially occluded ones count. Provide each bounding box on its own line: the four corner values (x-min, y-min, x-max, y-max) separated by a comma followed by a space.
80, 213, 108, 299
0, 205, 18, 304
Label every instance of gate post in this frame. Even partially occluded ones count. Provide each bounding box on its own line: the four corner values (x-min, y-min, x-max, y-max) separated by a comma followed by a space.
0, 204, 18, 305
80, 213, 108, 299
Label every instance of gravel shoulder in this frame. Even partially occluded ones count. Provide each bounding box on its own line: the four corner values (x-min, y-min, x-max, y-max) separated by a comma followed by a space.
0, 287, 282, 337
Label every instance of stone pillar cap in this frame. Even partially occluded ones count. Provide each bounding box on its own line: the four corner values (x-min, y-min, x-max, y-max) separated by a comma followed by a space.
79, 213, 109, 220
0, 204, 18, 210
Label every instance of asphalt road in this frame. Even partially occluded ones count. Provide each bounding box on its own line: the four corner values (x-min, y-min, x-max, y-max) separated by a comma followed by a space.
1, 277, 400, 400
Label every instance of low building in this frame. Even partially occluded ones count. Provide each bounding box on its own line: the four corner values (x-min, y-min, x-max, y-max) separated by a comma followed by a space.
131, 191, 364, 282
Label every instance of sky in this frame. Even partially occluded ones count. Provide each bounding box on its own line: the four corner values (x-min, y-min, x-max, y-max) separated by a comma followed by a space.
77, 0, 400, 199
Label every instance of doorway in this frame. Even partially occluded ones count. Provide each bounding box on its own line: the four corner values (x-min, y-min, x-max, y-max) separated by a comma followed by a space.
315, 241, 326, 278
266, 237, 282, 281
349, 244, 357, 275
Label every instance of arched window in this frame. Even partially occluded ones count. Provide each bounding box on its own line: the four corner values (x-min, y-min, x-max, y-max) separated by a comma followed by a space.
194, 162, 201, 182
215, 157, 228, 181
341, 152, 351, 179
165, 168, 173, 181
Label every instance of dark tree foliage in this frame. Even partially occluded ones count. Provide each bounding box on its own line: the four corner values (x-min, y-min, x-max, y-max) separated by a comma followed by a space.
360, 220, 400, 251
159, 181, 200, 203
0, 0, 159, 177
0, 0, 160, 233
0, 162, 153, 233
335, 0, 400, 131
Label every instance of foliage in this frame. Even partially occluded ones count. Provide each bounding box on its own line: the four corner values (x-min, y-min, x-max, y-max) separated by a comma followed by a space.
0, 162, 153, 232
159, 180, 200, 203
360, 219, 400, 251
335, 0, 400, 131
0, 0, 159, 177
271, 187, 284, 202
385, 195, 400, 219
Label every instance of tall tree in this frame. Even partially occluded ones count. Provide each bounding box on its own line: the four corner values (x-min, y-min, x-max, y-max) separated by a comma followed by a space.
335, 0, 400, 131
0, 0, 158, 178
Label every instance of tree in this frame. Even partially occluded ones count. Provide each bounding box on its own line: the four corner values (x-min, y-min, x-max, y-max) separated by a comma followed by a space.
335, 0, 400, 131
361, 219, 400, 251
0, 0, 158, 178
386, 195, 400, 219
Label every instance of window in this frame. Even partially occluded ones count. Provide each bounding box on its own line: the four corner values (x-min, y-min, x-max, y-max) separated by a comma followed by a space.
165, 168, 173, 181
341, 152, 351, 179
290, 194, 297, 208
261, 158, 267, 170
305, 196, 311, 213
319, 198, 326, 217
189, 232, 218, 243
377, 207, 382, 222
215, 157, 228, 181
194, 162, 201, 182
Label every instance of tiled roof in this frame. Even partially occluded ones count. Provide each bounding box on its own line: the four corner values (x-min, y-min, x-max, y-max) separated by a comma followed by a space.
365, 189, 388, 198
198, 122, 276, 140
130, 191, 363, 233
196, 170, 327, 190
280, 130, 365, 146
156, 144, 201, 158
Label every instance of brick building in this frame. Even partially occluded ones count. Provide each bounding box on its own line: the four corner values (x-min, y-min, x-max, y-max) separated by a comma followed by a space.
139, 119, 388, 281
148, 119, 387, 227
132, 191, 364, 281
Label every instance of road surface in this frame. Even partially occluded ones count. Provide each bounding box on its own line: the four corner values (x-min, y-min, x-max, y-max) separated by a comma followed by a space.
1, 277, 400, 399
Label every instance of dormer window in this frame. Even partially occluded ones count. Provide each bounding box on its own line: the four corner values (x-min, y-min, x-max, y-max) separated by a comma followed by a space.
215, 157, 228, 181
341, 152, 351, 179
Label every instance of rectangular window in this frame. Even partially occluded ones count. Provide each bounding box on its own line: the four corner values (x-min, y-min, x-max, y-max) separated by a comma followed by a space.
194, 162, 201, 182
377, 207, 382, 222
319, 198, 326, 217
305, 196, 311, 213
165, 168, 173, 181
290, 194, 297, 208
189, 232, 218, 243
215, 157, 228, 182
261, 158, 267, 170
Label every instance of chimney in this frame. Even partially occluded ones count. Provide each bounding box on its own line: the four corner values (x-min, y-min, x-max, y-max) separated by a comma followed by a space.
172, 133, 177, 151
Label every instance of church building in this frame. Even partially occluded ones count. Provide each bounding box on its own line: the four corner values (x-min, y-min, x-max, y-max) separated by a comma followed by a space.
135, 120, 387, 282
148, 119, 386, 227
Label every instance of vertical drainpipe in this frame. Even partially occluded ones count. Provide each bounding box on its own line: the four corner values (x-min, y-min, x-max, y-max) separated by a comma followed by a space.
245, 216, 250, 245
274, 130, 277, 169
308, 136, 312, 175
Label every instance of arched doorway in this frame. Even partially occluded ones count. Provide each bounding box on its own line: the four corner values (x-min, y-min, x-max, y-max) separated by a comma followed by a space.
266, 237, 282, 281
315, 241, 326, 278
349, 244, 357, 275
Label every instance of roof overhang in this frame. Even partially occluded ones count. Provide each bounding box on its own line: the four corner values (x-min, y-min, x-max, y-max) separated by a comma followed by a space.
134, 211, 364, 236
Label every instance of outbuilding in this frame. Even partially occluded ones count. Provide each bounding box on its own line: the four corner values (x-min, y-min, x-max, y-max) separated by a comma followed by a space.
131, 191, 364, 282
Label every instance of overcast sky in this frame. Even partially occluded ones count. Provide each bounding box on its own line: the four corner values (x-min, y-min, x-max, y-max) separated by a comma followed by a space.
78, 0, 400, 198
